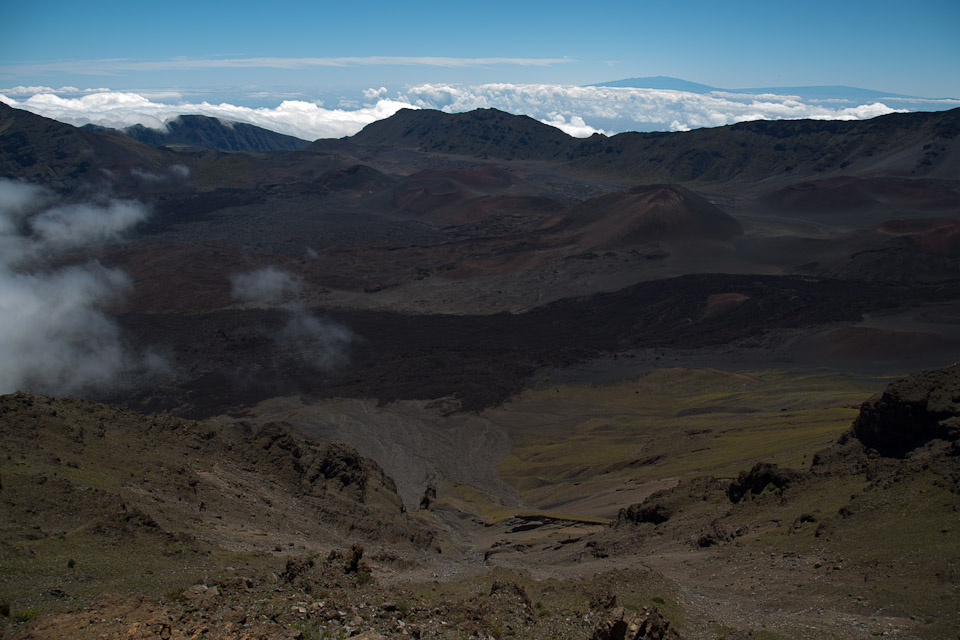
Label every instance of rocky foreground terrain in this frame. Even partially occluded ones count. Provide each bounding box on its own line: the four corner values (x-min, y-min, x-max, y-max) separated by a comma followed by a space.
2, 363, 958, 639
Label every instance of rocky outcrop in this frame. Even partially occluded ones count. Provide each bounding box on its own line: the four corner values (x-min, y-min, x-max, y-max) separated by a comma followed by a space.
618, 476, 725, 529
844, 363, 960, 457
727, 462, 800, 503
419, 484, 437, 510
618, 500, 672, 525
589, 606, 682, 640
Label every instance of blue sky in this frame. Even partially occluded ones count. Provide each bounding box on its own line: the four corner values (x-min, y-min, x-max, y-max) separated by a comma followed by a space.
1, 1, 958, 139
4, 0, 958, 97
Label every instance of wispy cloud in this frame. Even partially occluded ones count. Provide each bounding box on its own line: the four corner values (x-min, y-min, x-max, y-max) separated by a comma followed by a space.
884, 96, 960, 105
228, 267, 354, 372
0, 179, 163, 396
2, 56, 573, 76
0, 85, 112, 96
230, 267, 302, 304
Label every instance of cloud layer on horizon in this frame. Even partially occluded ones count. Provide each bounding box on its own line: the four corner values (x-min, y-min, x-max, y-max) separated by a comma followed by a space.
0, 91, 419, 140
399, 83, 908, 133
1, 82, 936, 141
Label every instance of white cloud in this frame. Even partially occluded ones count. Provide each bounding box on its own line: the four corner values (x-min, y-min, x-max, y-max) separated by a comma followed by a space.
0, 180, 57, 227
0, 85, 108, 95
230, 267, 302, 304
275, 309, 353, 372
539, 114, 606, 137
228, 266, 353, 371
708, 90, 804, 102
0, 179, 148, 267
0, 261, 136, 395
884, 96, 960, 105
0, 178, 160, 396
29, 199, 149, 252
833, 102, 906, 120
398, 83, 910, 133
363, 86, 388, 99
1, 91, 419, 140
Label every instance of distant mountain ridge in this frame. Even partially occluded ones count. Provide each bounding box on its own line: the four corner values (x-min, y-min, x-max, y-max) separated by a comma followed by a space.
590, 76, 942, 102
4, 102, 958, 192
344, 107, 570, 161
83, 114, 311, 152
591, 76, 720, 93
344, 106, 960, 184
0, 101, 174, 189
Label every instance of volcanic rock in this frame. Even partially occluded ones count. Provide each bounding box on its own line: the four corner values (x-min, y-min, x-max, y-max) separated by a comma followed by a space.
182, 584, 220, 611
618, 500, 672, 525
846, 362, 960, 457
589, 606, 682, 640
419, 484, 438, 510
727, 463, 800, 503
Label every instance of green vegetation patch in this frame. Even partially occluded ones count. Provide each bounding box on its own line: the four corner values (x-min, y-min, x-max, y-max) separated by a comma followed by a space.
492, 368, 889, 514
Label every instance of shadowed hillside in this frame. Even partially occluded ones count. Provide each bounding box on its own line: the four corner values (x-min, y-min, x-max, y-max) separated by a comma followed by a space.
0, 102, 176, 190
344, 107, 960, 184
85, 115, 311, 152
344, 107, 572, 160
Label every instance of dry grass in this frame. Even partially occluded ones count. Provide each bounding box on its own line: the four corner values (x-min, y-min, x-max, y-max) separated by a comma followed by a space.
489, 368, 890, 514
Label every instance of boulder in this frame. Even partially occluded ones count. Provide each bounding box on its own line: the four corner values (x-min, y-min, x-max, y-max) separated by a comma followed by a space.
618, 501, 672, 525
847, 363, 960, 457
589, 606, 682, 640
727, 463, 799, 503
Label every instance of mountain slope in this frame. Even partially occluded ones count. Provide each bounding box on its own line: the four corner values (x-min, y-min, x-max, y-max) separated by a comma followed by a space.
86, 114, 311, 152
0, 391, 435, 553
590, 76, 930, 102
568, 109, 960, 182
343, 107, 960, 184
343, 107, 572, 160
607, 364, 960, 639
590, 76, 720, 92
0, 102, 174, 189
